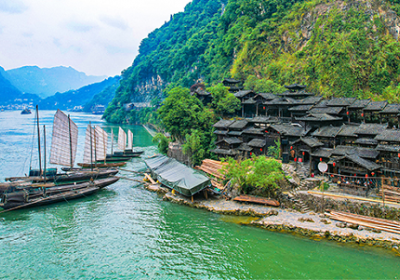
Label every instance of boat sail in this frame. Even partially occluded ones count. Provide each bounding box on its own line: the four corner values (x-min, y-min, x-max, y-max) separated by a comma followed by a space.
118, 127, 126, 151
83, 125, 108, 164
127, 130, 133, 151
50, 109, 78, 168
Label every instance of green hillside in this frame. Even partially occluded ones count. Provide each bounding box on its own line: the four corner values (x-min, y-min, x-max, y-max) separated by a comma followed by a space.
105, 0, 400, 123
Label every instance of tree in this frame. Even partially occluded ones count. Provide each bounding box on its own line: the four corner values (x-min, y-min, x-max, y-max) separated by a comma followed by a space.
267, 140, 281, 159
182, 129, 205, 166
208, 83, 241, 116
222, 155, 286, 197
152, 133, 170, 154
244, 75, 285, 94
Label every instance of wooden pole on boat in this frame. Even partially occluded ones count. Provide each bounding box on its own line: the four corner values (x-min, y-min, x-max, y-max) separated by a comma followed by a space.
68, 115, 73, 168
43, 125, 47, 183
111, 129, 114, 155
90, 122, 93, 171
94, 125, 98, 169
36, 105, 42, 177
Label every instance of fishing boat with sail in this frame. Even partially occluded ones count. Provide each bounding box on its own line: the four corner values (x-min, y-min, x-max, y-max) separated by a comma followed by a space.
106, 127, 144, 161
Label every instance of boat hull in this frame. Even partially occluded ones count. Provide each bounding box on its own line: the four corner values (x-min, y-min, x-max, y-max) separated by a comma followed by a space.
77, 162, 126, 168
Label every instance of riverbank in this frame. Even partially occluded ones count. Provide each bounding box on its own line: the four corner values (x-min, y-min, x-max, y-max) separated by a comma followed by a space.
145, 183, 400, 255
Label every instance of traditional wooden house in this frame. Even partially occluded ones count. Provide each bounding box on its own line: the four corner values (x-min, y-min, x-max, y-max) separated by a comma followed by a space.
241, 126, 265, 143
362, 101, 388, 123
288, 105, 314, 118
308, 106, 345, 117
269, 123, 311, 155
263, 97, 297, 118
248, 138, 267, 156
212, 137, 242, 158
326, 97, 356, 108
311, 148, 334, 173
290, 137, 324, 165
355, 123, 388, 139
332, 152, 381, 177
278, 84, 314, 100
295, 113, 343, 129
227, 119, 248, 140
213, 119, 235, 141
234, 90, 257, 117
311, 125, 342, 148
237, 143, 253, 158
348, 99, 370, 122
252, 93, 277, 116
192, 88, 213, 105
379, 104, 400, 127
376, 144, 400, 177
375, 129, 400, 145
354, 138, 378, 148
222, 78, 243, 93
336, 124, 360, 145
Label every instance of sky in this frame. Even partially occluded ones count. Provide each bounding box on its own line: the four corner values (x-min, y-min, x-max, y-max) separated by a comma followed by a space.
0, 0, 191, 77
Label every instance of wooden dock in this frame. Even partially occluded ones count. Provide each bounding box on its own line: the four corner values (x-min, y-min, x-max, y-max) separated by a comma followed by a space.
233, 195, 280, 207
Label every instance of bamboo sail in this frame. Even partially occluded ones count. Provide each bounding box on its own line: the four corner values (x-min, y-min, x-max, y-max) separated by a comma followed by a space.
127, 130, 133, 150
83, 125, 108, 163
118, 127, 126, 151
50, 110, 78, 167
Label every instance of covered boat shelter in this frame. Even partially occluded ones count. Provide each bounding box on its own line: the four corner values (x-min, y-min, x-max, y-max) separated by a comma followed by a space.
144, 155, 211, 198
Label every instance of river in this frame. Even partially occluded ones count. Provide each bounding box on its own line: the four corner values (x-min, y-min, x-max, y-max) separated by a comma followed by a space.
0, 110, 399, 279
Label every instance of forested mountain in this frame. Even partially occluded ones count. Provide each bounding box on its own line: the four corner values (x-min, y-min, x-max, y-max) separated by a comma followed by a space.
105, 0, 400, 123
83, 76, 121, 112
39, 76, 120, 110
5, 66, 106, 98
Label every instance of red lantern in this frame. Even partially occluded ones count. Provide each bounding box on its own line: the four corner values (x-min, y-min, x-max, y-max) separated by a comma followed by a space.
302, 151, 305, 156
250, 152, 252, 156
260, 148, 263, 152
398, 153, 400, 158
371, 172, 375, 176
354, 174, 357, 177
320, 158, 323, 162
365, 174, 368, 178
294, 158, 297, 162
290, 146, 293, 150
333, 162, 336, 167
361, 113, 364, 117
265, 130, 268, 133
346, 111, 349, 115
299, 158, 303, 163
331, 174, 334, 178
263, 106, 266, 110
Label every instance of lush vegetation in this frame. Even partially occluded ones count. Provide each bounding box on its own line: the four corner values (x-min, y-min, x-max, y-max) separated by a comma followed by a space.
222, 155, 286, 197
105, 0, 400, 124
152, 133, 170, 154
83, 76, 121, 112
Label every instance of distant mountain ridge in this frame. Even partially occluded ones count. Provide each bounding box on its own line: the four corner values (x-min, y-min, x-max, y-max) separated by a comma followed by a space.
4, 65, 107, 98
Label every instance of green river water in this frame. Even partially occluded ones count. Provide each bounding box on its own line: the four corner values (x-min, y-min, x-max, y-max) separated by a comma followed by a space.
0, 111, 399, 279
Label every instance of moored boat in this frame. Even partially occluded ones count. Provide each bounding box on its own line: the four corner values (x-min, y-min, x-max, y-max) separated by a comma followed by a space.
21, 108, 31, 114
0, 177, 119, 211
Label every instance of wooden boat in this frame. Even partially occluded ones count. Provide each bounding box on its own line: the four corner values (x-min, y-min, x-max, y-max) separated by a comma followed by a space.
107, 128, 143, 159
21, 108, 31, 114
0, 177, 119, 211
233, 195, 280, 207
78, 162, 126, 168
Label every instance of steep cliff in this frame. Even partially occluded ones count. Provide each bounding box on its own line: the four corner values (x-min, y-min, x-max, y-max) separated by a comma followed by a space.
105, 0, 400, 123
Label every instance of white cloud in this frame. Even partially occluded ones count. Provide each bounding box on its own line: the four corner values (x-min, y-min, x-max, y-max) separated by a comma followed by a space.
0, 0, 191, 76
0, 0, 28, 14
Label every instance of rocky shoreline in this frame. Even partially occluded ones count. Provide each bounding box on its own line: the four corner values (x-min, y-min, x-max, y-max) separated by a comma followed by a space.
146, 184, 400, 255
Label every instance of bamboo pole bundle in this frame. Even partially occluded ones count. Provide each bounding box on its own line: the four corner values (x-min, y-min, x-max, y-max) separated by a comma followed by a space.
326, 210, 400, 235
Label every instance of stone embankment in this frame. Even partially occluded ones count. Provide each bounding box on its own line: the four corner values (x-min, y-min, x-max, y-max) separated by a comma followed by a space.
145, 183, 400, 255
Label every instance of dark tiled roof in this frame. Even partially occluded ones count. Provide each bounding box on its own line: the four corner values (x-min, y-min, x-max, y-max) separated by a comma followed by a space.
264, 97, 297, 105
279, 90, 314, 97
326, 97, 356, 107
348, 99, 371, 109
379, 104, 400, 114
211, 148, 238, 156
314, 100, 329, 108
216, 137, 242, 145
238, 143, 253, 151
288, 105, 314, 111
234, 90, 254, 98
242, 126, 265, 135
376, 144, 400, 153
375, 129, 400, 143
291, 137, 324, 148
332, 146, 379, 159
296, 96, 323, 105
355, 123, 388, 135
337, 124, 360, 137
311, 148, 334, 158
228, 120, 248, 130
270, 124, 309, 137
256, 93, 277, 100
284, 84, 307, 90
247, 116, 272, 123
308, 106, 344, 115
242, 98, 256, 104
227, 130, 243, 136
213, 119, 235, 129
312, 126, 342, 138
295, 113, 342, 121
363, 101, 388, 111
248, 138, 267, 148
223, 78, 240, 84
214, 130, 228, 135
343, 154, 381, 171
355, 138, 378, 145
195, 88, 211, 96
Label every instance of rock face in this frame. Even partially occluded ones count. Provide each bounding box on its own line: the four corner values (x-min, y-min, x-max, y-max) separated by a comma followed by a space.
133, 75, 165, 102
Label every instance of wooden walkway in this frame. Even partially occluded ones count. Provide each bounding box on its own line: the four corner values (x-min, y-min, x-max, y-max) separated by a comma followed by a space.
233, 195, 280, 207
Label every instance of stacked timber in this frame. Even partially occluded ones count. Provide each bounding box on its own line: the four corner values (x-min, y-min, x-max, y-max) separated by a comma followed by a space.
233, 195, 280, 207
195, 159, 227, 190
379, 185, 400, 203
326, 210, 400, 235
